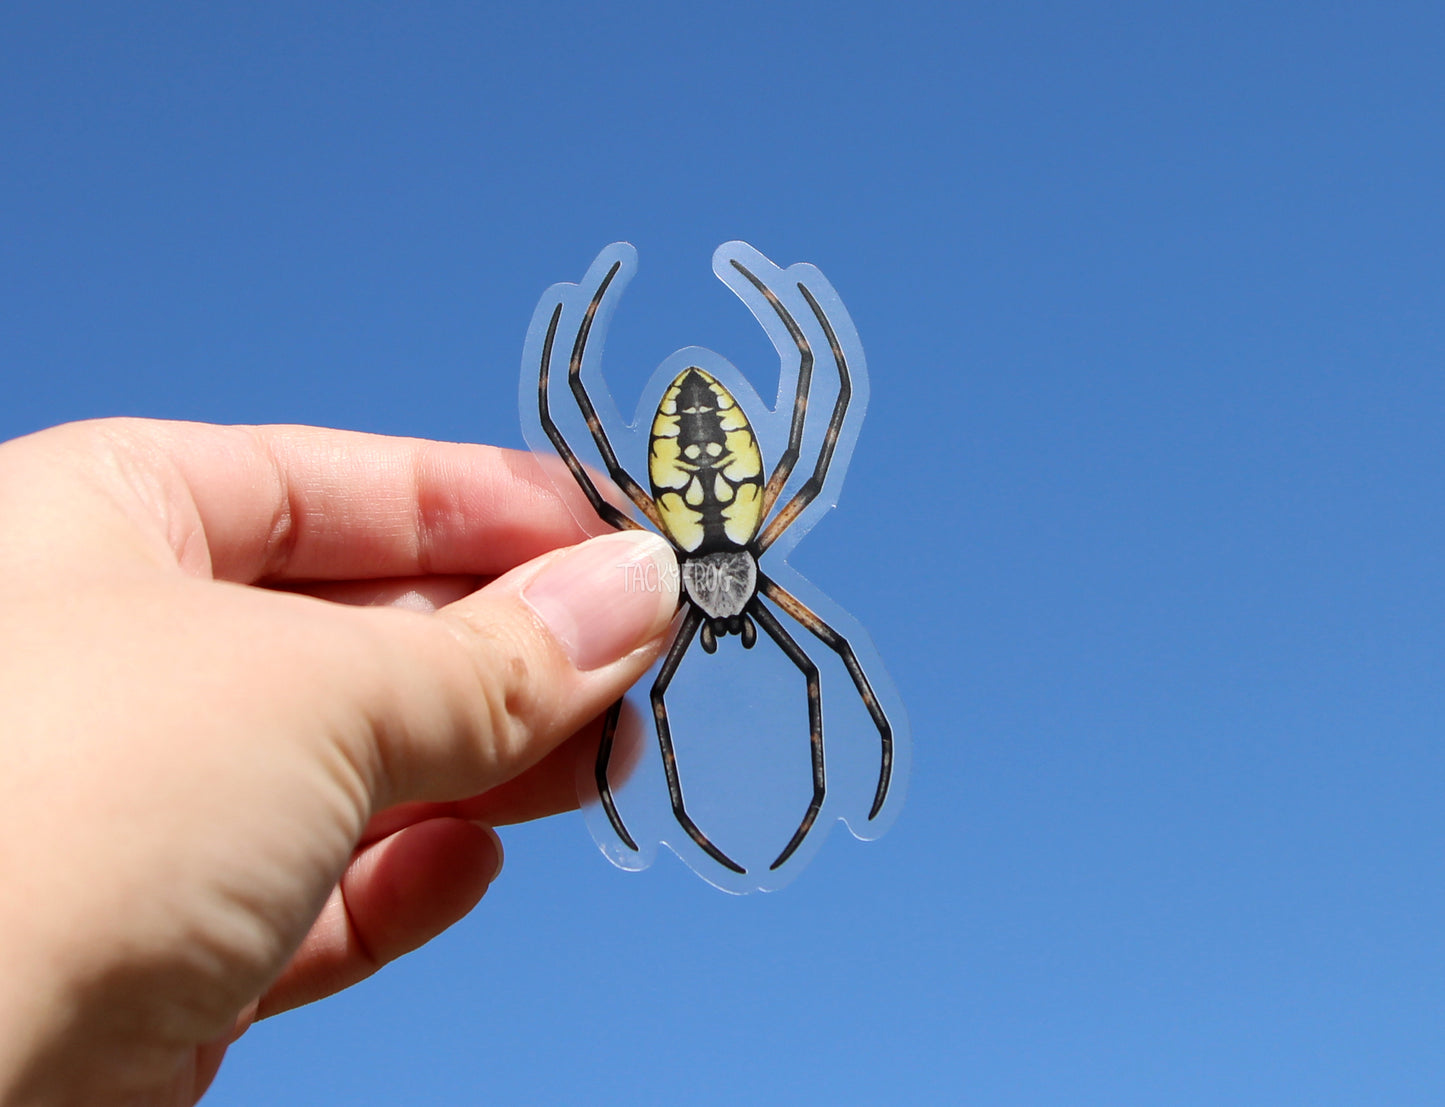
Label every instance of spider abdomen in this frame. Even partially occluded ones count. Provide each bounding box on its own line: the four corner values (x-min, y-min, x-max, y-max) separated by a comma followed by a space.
648, 367, 764, 553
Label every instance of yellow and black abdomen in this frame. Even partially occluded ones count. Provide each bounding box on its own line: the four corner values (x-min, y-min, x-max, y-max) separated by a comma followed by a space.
648, 367, 765, 553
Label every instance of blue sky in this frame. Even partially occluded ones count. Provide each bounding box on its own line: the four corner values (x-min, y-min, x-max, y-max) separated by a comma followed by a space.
4, 2, 1445, 1102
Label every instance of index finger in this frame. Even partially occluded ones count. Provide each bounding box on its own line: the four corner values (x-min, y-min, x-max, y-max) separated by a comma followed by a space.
36, 419, 609, 583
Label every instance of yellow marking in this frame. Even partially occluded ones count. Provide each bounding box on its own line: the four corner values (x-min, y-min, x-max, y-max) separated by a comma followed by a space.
718, 406, 749, 432
649, 435, 688, 490
714, 474, 734, 502
724, 483, 763, 545
657, 491, 704, 551
722, 429, 761, 481
684, 476, 704, 506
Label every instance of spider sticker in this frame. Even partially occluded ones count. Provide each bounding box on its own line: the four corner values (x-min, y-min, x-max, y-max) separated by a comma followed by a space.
520, 242, 909, 892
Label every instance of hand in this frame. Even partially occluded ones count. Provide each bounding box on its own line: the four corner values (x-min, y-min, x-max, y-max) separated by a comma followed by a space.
0, 419, 678, 1107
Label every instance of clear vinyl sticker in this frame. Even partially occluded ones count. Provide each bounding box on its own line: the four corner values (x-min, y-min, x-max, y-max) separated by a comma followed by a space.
519, 242, 909, 892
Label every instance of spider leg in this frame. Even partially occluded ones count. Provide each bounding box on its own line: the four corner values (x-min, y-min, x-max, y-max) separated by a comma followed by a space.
750, 600, 825, 871
755, 282, 851, 554
537, 301, 641, 533
728, 259, 814, 516
594, 699, 638, 851
653, 607, 746, 874
757, 575, 892, 820
563, 261, 666, 530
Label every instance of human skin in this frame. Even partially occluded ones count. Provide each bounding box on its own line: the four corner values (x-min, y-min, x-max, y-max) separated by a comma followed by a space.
0, 419, 679, 1107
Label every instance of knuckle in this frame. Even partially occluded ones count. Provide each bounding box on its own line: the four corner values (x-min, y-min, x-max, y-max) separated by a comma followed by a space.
441, 610, 549, 770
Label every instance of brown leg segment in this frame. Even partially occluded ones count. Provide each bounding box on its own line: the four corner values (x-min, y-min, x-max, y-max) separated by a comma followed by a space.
537, 298, 644, 533
651, 608, 746, 874
756, 282, 853, 554
728, 259, 815, 516
757, 574, 893, 820
563, 262, 666, 531
751, 600, 826, 870
595, 698, 638, 851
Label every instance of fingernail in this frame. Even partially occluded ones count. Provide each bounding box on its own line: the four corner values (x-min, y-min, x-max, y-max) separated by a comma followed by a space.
473, 825, 505, 884
522, 530, 679, 671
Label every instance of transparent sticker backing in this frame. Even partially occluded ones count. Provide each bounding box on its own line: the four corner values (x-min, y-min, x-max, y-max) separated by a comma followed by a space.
519, 242, 910, 893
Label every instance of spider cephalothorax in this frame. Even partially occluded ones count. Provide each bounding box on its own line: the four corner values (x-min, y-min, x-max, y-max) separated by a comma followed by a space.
535, 243, 894, 876
680, 549, 758, 653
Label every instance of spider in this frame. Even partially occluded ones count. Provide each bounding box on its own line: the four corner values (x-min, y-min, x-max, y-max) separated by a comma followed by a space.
534, 245, 893, 875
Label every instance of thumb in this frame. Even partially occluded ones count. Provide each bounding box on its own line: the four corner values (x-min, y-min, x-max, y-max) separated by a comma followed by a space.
351, 528, 680, 809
